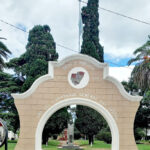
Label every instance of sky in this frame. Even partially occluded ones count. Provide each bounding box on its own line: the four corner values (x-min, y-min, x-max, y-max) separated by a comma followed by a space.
0, 0, 150, 81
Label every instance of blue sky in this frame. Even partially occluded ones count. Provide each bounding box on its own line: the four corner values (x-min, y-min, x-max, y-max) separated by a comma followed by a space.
0, 0, 149, 81
16, 23, 27, 32
104, 54, 131, 67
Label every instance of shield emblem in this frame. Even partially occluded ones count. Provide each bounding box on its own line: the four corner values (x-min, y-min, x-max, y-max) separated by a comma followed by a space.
71, 71, 85, 85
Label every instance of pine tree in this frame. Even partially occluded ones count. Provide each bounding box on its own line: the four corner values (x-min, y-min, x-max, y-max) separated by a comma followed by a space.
81, 0, 104, 62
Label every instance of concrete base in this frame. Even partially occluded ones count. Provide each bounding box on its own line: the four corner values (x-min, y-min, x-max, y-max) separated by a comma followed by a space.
60, 145, 82, 150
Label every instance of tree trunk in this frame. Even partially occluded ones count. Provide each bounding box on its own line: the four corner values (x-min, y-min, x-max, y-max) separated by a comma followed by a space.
42, 133, 49, 145
146, 126, 148, 140
88, 135, 94, 145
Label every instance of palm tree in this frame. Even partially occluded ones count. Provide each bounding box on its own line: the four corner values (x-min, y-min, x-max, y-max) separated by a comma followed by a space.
0, 41, 11, 70
0, 30, 11, 70
128, 35, 150, 91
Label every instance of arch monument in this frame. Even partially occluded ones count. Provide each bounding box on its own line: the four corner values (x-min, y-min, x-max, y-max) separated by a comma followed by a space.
12, 54, 142, 150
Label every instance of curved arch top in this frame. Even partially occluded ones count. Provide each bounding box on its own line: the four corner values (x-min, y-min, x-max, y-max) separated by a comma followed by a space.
12, 54, 142, 102
51, 54, 108, 68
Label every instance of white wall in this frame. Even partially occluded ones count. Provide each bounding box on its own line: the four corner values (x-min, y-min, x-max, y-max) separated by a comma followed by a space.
8, 131, 18, 140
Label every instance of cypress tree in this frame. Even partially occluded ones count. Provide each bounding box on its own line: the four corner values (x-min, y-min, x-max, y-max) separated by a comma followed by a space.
81, 0, 104, 62
8, 25, 59, 91
78, 1, 105, 145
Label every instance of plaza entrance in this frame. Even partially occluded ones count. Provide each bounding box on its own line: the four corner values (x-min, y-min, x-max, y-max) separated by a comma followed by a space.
12, 54, 142, 150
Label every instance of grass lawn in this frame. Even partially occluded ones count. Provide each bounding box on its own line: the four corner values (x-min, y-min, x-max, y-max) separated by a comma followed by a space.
75, 140, 111, 149
1, 140, 17, 150
42, 140, 61, 150
137, 144, 150, 150
1, 140, 150, 150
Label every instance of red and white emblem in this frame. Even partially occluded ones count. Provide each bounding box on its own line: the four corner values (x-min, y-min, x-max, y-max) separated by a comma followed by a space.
68, 67, 89, 89
71, 71, 85, 85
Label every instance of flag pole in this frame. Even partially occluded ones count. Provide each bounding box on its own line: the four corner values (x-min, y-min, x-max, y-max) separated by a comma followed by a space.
79, 0, 81, 52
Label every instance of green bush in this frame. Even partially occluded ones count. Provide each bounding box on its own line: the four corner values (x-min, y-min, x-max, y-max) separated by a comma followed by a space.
74, 127, 81, 140
95, 129, 112, 144
134, 128, 145, 141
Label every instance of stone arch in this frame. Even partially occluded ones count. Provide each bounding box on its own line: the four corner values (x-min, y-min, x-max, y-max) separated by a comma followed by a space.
35, 98, 119, 150
12, 54, 142, 150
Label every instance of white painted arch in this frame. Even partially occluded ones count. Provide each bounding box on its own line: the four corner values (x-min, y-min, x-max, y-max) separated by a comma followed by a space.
35, 98, 119, 150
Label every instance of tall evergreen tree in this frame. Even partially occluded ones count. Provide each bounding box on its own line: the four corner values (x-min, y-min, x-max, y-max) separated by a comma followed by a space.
7, 25, 58, 91
81, 0, 104, 62
75, 105, 106, 145
78, 1, 105, 145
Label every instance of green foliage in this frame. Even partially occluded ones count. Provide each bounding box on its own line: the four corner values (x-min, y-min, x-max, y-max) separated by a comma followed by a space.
0, 71, 21, 93
74, 126, 82, 140
81, 0, 104, 62
42, 107, 70, 144
42, 140, 60, 150
122, 79, 150, 141
1, 25, 58, 135
134, 90, 150, 140
25, 25, 58, 63
75, 105, 107, 145
134, 128, 146, 141
21, 59, 48, 91
7, 25, 58, 92
128, 36, 150, 66
95, 128, 112, 144
0, 71, 22, 134
122, 79, 138, 93
128, 35, 150, 91
6, 54, 26, 77
131, 61, 150, 91
0, 95, 19, 134
0, 40, 11, 70
0, 96, 19, 133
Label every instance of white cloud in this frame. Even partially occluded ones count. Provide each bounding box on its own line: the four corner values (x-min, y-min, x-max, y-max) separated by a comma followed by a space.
0, 0, 149, 82
100, 0, 150, 59
109, 66, 134, 82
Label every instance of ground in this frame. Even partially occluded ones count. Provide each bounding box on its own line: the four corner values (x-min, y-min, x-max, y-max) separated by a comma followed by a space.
1, 140, 150, 150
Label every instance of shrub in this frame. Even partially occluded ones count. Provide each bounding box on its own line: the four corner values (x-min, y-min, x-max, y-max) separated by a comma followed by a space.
95, 129, 112, 144
134, 128, 145, 141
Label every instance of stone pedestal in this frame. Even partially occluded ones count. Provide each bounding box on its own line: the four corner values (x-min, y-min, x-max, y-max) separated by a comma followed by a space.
62, 145, 82, 150
61, 122, 82, 149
